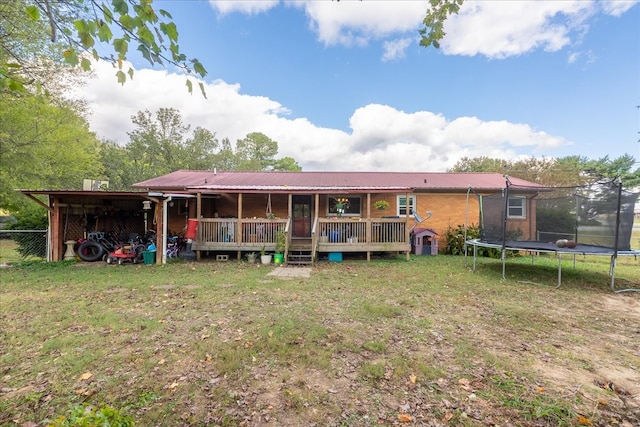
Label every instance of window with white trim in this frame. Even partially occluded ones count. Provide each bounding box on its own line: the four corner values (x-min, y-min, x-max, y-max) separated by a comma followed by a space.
397, 195, 416, 216
507, 196, 526, 218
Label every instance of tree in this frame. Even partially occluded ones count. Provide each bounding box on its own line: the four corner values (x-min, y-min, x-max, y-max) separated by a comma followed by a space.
235, 132, 279, 171
582, 154, 640, 188
448, 155, 639, 189
419, 0, 464, 49
213, 137, 238, 171
0, 91, 103, 211
272, 157, 302, 172
2, 0, 207, 95
183, 127, 219, 170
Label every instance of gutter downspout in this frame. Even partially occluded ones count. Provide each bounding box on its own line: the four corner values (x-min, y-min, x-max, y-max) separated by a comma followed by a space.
162, 195, 173, 264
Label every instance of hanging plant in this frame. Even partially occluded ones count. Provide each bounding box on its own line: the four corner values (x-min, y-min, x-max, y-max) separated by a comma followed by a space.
373, 200, 389, 210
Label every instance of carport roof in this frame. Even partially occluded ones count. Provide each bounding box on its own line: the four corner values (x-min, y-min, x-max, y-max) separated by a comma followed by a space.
19, 190, 151, 199
132, 170, 542, 193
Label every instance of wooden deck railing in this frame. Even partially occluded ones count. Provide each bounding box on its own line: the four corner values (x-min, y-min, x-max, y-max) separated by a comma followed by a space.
317, 218, 408, 244
195, 218, 287, 251
194, 217, 409, 253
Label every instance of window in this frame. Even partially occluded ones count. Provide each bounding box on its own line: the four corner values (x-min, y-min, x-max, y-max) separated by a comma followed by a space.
328, 195, 361, 216
397, 195, 416, 216
507, 197, 526, 218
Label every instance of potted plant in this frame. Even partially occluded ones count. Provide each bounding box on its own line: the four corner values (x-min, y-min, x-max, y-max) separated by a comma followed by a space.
260, 245, 272, 265
274, 230, 286, 265
373, 200, 389, 210
246, 252, 257, 263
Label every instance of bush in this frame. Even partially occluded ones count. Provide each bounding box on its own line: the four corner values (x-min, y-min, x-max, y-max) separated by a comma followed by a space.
442, 224, 501, 258
47, 404, 135, 427
442, 224, 478, 255
4, 205, 48, 259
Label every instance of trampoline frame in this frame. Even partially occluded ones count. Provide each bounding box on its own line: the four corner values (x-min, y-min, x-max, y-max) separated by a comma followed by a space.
465, 239, 639, 293
465, 176, 639, 293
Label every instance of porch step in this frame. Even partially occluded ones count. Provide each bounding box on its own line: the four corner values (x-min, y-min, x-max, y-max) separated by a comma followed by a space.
287, 250, 313, 265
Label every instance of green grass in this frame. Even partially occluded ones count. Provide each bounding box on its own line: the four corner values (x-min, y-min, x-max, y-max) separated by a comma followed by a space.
0, 255, 639, 426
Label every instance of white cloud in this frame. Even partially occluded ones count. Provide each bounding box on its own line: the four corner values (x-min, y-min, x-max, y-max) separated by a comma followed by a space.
440, 1, 595, 58
382, 38, 413, 62
72, 63, 570, 173
209, 0, 280, 15
299, 1, 429, 46
600, 0, 639, 16
207, 1, 637, 59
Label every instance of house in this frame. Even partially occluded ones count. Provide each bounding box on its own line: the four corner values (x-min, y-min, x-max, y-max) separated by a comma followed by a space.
130, 171, 542, 264
20, 171, 541, 264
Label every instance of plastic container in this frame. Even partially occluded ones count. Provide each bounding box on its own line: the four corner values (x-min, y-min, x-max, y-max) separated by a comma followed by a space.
274, 253, 284, 264
328, 252, 342, 262
142, 251, 156, 265
185, 218, 199, 240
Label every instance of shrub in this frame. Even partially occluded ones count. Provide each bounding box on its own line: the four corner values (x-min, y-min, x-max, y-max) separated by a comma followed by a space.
47, 404, 135, 427
5, 205, 48, 258
443, 224, 501, 258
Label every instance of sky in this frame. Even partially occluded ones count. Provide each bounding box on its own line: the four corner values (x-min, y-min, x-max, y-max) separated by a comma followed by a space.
74, 0, 640, 172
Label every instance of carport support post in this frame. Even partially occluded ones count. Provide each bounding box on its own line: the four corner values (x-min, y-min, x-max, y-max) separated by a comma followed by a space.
51, 197, 62, 261
197, 192, 202, 261
154, 200, 163, 264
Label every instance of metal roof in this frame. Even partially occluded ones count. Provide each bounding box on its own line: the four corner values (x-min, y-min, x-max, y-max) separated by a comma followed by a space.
19, 190, 150, 198
132, 170, 542, 193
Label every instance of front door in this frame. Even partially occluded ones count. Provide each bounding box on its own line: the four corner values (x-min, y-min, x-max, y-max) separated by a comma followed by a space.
292, 195, 312, 238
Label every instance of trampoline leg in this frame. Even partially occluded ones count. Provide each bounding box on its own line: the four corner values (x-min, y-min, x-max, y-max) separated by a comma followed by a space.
501, 249, 506, 280
610, 256, 616, 292
556, 252, 562, 288
472, 243, 477, 272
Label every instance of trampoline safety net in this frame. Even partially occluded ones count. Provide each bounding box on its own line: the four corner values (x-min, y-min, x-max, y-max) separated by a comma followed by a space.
477, 179, 639, 252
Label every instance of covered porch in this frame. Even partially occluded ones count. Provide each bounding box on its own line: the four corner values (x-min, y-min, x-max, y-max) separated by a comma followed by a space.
188, 192, 413, 263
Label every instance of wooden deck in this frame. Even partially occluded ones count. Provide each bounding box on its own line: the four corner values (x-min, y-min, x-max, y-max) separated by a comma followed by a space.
191, 217, 411, 258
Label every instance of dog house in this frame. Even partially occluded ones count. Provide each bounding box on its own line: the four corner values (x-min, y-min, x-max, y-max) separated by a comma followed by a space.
412, 228, 438, 256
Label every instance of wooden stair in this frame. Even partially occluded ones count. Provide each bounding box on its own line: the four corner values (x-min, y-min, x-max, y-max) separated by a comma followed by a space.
287, 239, 313, 265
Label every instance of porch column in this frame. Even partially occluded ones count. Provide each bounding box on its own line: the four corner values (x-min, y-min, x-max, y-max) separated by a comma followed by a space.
366, 193, 371, 261
405, 192, 411, 261
237, 193, 243, 247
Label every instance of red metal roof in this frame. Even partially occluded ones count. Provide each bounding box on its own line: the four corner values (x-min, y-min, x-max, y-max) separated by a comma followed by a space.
132, 170, 541, 193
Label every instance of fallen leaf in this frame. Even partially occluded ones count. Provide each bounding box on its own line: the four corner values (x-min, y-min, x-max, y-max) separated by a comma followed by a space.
268, 330, 274, 338
442, 411, 454, 422
537, 386, 545, 393
577, 415, 592, 425
168, 381, 179, 389
158, 358, 166, 365
409, 374, 417, 384
78, 372, 92, 381
458, 377, 471, 390
398, 413, 413, 422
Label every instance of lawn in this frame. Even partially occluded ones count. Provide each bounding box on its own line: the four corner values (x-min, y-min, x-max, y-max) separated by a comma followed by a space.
1, 255, 639, 426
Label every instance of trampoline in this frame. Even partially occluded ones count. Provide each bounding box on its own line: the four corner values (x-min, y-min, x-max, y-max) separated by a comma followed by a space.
465, 176, 639, 293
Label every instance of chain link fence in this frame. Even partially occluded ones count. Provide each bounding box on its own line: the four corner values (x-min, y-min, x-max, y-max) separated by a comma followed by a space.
0, 229, 49, 263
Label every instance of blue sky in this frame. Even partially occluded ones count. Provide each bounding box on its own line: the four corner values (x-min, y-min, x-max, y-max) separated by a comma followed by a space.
76, 0, 640, 172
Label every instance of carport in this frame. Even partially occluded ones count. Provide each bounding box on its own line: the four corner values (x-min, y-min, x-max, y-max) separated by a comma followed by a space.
20, 190, 163, 262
